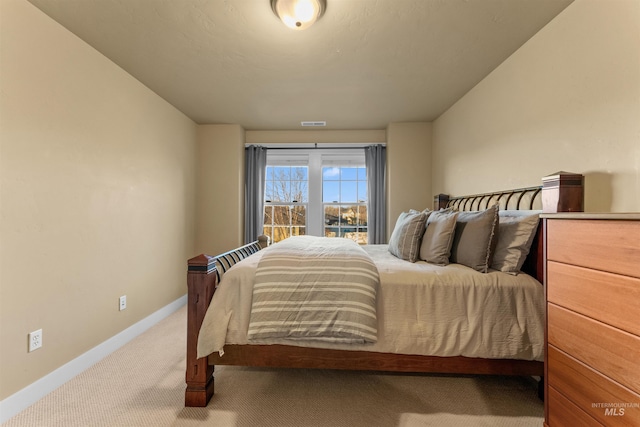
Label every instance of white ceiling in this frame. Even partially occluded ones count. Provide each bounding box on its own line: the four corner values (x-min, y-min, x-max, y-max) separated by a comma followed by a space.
27, 0, 573, 130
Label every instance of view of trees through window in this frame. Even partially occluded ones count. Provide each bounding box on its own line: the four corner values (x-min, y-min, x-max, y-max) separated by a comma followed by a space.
263, 166, 308, 243
263, 163, 368, 244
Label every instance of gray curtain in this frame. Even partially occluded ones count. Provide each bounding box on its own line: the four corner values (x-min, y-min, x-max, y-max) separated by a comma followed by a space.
365, 145, 387, 244
244, 145, 267, 244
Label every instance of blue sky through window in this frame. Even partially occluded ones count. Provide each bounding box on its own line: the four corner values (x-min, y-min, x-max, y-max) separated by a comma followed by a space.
322, 166, 367, 203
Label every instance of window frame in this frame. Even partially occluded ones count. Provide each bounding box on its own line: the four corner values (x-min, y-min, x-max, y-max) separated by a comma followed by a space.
263, 153, 309, 242
264, 148, 367, 242
321, 163, 368, 244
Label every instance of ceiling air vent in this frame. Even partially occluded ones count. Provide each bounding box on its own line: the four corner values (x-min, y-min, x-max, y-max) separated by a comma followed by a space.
301, 121, 326, 127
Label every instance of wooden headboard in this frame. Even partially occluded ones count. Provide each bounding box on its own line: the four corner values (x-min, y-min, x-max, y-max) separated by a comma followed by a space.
431, 172, 584, 282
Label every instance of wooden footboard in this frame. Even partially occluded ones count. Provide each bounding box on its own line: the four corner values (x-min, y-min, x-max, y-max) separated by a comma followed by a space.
185, 172, 584, 407
185, 239, 267, 406
185, 254, 216, 407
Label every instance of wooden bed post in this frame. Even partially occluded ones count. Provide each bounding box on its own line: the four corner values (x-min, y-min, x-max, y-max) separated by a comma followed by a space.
541, 171, 584, 213
433, 194, 449, 210
540, 171, 584, 405
521, 172, 584, 284
258, 234, 270, 249
185, 254, 217, 407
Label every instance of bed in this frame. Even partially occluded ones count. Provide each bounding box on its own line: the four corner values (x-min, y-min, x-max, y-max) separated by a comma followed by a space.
185, 173, 584, 407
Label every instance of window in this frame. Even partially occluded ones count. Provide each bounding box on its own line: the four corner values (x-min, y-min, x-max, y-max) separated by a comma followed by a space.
263, 165, 308, 242
263, 149, 367, 244
322, 166, 368, 244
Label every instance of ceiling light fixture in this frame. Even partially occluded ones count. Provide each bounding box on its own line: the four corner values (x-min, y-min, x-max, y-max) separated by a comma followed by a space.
271, 0, 326, 30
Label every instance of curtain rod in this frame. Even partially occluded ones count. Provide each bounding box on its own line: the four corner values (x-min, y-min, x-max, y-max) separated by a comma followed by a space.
245, 143, 385, 150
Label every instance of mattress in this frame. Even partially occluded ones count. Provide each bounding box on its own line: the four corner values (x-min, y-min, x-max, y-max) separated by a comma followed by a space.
197, 244, 545, 361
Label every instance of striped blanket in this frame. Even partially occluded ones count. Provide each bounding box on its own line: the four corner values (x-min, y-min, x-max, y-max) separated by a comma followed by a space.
247, 236, 379, 344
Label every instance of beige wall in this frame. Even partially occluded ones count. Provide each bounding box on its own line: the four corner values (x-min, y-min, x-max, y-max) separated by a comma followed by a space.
246, 129, 386, 145
386, 123, 432, 239
432, 0, 640, 212
0, 0, 197, 400
196, 124, 245, 256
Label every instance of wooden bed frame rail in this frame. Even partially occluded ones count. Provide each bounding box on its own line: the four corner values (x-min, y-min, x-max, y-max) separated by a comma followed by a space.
185, 172, 584, 407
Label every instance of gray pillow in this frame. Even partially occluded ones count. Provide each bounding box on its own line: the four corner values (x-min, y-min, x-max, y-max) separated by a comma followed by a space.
419, 209, 459, 265
491, 210, 540, 274
388, 211, 429, 262
450, 204, 499, 273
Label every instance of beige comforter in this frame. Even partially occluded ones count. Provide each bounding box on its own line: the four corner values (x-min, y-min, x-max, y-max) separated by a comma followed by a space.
197, 244, 545, 361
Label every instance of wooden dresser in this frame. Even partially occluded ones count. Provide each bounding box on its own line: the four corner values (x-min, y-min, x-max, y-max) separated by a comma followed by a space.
542, 213, 640, 426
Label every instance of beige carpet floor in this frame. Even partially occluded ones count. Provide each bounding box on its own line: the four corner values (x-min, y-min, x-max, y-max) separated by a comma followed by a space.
3, 305, 544, 427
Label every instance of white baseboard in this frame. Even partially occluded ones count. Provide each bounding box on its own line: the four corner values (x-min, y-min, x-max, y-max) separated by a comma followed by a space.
0, 294, 187, 424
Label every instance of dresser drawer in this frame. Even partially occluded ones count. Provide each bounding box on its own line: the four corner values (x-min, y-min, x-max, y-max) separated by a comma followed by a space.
546, 219, 640, 278
547, 304, 640, 393
547, 261, 640, 336
548, 386, 603, 427
548, 345, 640, 426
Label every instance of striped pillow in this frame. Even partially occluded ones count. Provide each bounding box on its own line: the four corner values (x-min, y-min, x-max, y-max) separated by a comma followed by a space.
388, 211, 429, 262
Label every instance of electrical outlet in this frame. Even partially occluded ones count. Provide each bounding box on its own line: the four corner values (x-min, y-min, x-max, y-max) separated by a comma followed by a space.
119, 295, 127, 311
29, 329, 42, 352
